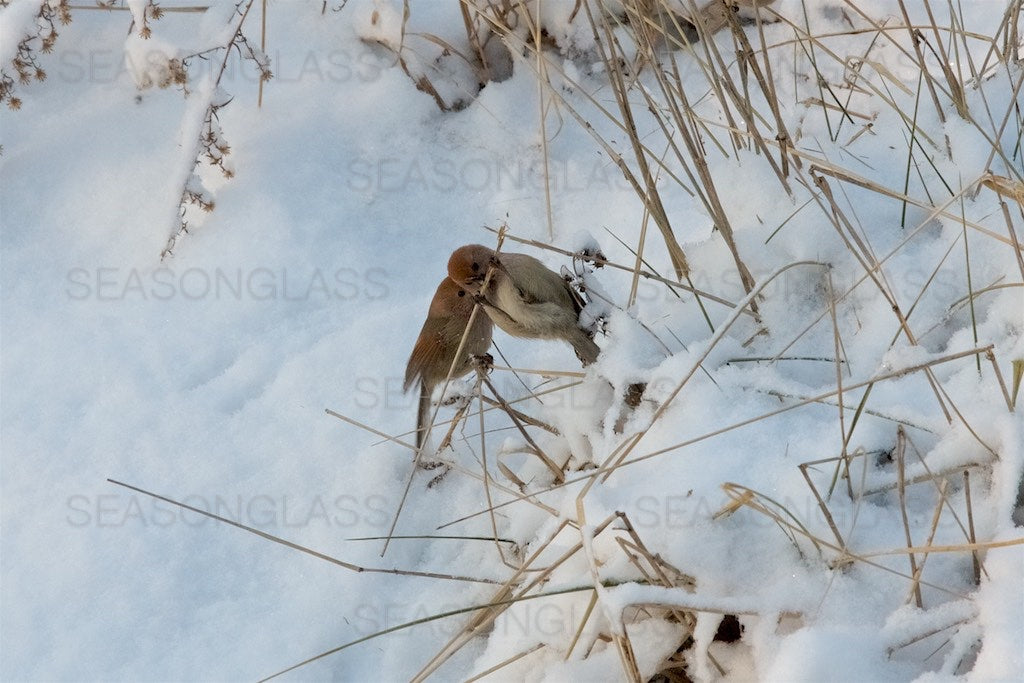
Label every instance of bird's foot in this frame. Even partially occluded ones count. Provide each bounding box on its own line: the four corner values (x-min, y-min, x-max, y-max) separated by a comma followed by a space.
471, 353, 494, 374
574, 246, 608, 267
425, 465, 451, 488
418, 459, 447, 470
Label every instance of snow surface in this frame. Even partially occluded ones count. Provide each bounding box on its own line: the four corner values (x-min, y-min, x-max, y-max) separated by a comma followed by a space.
0, 1, 47, 74
1, 0, 1022, 681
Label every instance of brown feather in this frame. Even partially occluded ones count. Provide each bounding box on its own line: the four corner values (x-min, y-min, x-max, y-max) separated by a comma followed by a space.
404, 276, 493, 449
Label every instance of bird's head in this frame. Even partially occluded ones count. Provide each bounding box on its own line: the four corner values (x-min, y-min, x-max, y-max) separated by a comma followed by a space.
447, 244, 496, 293
429, 276, 473, 317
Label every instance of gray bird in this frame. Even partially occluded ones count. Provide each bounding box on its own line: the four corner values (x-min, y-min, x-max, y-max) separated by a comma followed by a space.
447, 244, 599, 366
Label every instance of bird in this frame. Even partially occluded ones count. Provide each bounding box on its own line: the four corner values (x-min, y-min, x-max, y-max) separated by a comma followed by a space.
404, 276, 493, 451
447, 244, 600, 366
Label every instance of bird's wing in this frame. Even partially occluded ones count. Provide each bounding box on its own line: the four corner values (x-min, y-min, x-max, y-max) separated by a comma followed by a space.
505, 253, 577, 310
403, 325, 447, 393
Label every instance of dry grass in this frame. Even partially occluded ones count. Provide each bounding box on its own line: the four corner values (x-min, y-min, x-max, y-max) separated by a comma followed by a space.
160, 0, 271, 258
1, 0, 72, 110
94, 0, 1024, 679
334, 2, 1020, 678
12, 2, 272, 257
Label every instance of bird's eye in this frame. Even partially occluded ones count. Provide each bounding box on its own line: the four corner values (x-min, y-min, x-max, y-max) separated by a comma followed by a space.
472, 262, 481, 272
457, 290, 466, 297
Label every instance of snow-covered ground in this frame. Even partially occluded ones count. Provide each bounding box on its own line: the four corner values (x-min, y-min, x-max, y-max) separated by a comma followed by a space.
2, 1, 1022, 680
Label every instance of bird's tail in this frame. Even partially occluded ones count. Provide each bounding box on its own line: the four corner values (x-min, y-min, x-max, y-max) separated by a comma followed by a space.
415, 383, 433, 451
570, 330, 601, 366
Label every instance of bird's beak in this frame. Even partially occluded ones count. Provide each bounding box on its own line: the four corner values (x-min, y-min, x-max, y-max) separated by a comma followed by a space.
488, 258, 510, 279
460, 276, 483, 292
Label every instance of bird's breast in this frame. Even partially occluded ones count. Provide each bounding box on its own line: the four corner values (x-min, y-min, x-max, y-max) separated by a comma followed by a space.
488, 277, 576, 338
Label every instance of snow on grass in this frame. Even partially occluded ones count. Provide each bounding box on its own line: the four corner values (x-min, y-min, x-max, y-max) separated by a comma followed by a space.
1, 0, 1022, 680
0, 1, 47, 70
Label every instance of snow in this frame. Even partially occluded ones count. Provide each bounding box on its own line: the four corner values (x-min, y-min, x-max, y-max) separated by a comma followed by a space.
125, 0, 147, 32
0, 1, 46, 71
1, 0, 1022, 681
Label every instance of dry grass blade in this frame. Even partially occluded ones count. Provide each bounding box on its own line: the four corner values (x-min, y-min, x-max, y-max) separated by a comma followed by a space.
67, 4, 209, 12
345, 534, 517, 544
485, 226, 752, 315
523, 0, 557, 241
564, 589, 599, 661
1012, 359, 1024, 407
886, 601, 976, 654
466, 643, 545, 682
895, 428, 923, 607
963, 470, 981, 585
478, 394, 560, 434
960, 188, 982, 376
757, 388, 935, 433
826, 271, 855, 499
489, 364, 586, 378
258, 0, 267, 107
260, 584, 597, 682
475, 387, 516, 569
380, 389, 469, 557
729, 1, 795, 169
616, 512, 697, 591
859, 460, 987, 497
984, 349, 1018, 413
900, 70, 928, 227
859, 537, 1024, 558
893, 1, 949, 131
105, 479, 499, 584
907, 478, 948, 605
798, 460, 845, 550
980, 173, 1024, 205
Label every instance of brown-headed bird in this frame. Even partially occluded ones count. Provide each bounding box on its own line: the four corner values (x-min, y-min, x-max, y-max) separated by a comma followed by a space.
447, 244, 599, 366
404, 277, 493, 450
